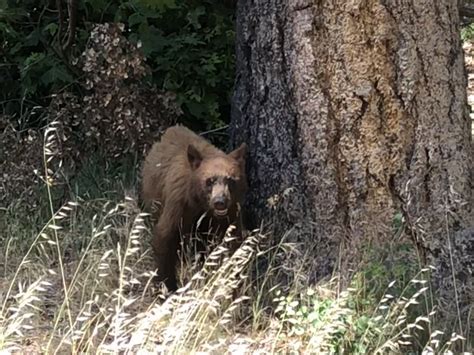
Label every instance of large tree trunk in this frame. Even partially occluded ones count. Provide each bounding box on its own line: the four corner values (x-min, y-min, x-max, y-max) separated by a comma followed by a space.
231, 0, 473, 333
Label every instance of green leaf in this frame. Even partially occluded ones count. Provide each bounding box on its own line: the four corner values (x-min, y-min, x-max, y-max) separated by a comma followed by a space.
43, 23, 58, 36
40, 65, 73, 86
136, 0, 177, 12
10, 41, 24, 55
308, 311, 320, 323
84, 0, 109, 15
24, 28, 41, 47
0, 0, 8, 12
22, 52, 46, 71
186, 6, 205, 29
128, 13, 146, 27
185, 101, 207, 119
138, 24, 165, 55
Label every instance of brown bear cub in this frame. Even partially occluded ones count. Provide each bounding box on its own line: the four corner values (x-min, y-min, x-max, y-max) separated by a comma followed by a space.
141, 125, 247, 291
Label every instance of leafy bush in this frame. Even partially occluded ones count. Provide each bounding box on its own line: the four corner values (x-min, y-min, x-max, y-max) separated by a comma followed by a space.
50, 23, 180, 161
0, 0, 235, 130
0, 23, 180, 209
462, 22, 474, 41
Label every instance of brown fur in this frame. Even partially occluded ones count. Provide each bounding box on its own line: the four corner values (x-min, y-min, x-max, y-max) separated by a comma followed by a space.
141, 125, 247, 291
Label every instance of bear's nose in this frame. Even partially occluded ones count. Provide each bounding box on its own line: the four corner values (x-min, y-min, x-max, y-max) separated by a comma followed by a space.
213, 197, 227, 211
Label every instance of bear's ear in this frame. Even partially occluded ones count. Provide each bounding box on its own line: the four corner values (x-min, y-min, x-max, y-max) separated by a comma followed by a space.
187, 144, 202, 170
228, 143, 247, 163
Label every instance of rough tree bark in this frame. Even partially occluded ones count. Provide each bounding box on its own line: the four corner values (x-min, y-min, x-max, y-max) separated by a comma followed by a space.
230, 0, 473, 334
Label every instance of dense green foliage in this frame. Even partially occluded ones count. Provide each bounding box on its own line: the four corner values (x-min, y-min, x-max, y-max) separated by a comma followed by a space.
462, 22, 474, 41
0, 0, 235, 130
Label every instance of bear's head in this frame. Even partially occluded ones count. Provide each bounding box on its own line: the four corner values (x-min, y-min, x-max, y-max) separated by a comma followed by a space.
187, 143, 247, 218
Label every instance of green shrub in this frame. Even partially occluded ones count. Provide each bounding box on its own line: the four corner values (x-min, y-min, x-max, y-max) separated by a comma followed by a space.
0, 0, 235, 130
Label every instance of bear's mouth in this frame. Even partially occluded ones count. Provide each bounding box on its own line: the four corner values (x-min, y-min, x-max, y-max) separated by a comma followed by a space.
214, 208, 228, 217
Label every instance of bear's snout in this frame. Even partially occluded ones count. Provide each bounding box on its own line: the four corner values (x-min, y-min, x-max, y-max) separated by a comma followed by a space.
210, 182, 231, 216
212, 195, 228, 213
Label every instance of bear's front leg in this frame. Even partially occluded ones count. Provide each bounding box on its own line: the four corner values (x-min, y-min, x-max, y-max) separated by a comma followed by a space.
151, 218, 179, 292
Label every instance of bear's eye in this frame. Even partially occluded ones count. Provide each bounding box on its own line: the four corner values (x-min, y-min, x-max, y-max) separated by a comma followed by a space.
206, 177, 215, 187
225, 177, 237, 188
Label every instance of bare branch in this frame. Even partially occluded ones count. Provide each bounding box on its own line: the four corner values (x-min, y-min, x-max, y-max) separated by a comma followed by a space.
62, 0, 78, 54
56, 0, 64, 44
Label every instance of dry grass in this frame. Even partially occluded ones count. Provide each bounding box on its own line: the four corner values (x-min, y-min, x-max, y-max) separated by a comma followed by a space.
1, 198, 468, 354
0, 121, 470, 354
